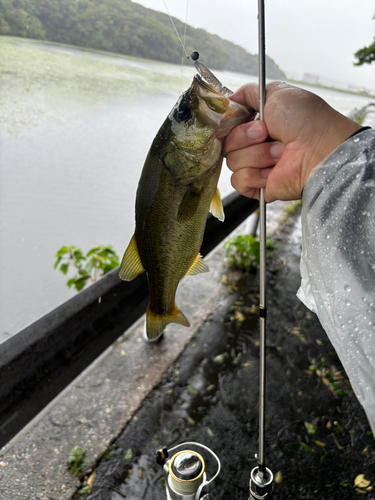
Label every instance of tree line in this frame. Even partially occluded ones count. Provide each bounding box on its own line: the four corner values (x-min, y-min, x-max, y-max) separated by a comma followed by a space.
0, 0, 286, 78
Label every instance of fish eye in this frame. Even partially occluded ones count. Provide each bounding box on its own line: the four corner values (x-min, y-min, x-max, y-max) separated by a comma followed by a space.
177, 105, 191, 121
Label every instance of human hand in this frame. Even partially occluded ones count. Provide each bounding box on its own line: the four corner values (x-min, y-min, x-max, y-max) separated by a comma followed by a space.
223, 82, 361, 202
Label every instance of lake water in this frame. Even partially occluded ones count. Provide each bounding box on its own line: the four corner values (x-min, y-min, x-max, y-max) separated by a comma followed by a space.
0, 37, 373, 339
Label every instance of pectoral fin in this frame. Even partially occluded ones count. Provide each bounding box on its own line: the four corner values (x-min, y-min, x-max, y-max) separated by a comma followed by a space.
177, 184, 201, 223
209, 188, 225, 221
185, 253, 209, 276
119, 234, 145, 281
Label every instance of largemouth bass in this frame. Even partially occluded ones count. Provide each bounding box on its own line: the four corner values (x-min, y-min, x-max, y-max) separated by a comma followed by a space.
120, 74, 251, 340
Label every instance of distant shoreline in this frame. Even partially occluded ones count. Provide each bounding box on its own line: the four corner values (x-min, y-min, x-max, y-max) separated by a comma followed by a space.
288, 78, 375, 99
3, 35, 372, 101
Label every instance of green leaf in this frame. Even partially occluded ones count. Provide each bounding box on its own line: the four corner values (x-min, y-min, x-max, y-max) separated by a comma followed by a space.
304, 422, 316, 435
54, 256, 62, 269
85, 260, 95, 274
313, 440, 326, 447
187, 385, 199, 395
124, 448, 133, 460
300, 442, 314, 454
335, 389, 346, 397
74, 277, 88, 291
55, 246, 72, 258
87, 246, 102, 256
60, 263, 69, 275
284, 443, 300, 450
78, 487, 91, 494
73, 248, 85, 262
102, 263, 117, 275
67, 278, 77, 288
207, 427, 215, 437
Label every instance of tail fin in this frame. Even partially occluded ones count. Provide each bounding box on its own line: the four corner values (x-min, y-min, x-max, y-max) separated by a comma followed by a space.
146, 304, 190, 340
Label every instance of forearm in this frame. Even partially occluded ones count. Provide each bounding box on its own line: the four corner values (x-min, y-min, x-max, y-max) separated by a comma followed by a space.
297, 128, 375, 433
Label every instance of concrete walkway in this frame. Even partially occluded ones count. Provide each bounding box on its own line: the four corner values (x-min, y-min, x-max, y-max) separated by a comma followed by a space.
0, 201, 288, 500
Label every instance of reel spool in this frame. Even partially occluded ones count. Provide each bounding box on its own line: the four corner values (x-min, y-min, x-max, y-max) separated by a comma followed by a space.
157, 442, 221, 500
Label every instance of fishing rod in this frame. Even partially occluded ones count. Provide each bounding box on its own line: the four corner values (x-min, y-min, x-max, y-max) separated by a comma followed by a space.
156, 1, 273, 498
248, 0, 273, 498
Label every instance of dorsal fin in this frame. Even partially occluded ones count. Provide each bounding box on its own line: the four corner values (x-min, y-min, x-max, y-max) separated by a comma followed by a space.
119, 234, 145, 281
209, 188, 225, 221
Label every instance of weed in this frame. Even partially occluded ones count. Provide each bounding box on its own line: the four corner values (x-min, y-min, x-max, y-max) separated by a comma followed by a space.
102, 445, 116, 461
309, 357, 347, 398
224, 234, 277, 273
67, 447, 90, 477
54, 245, 119, 292
350, 103, 375, 125
285, 199, 302, 215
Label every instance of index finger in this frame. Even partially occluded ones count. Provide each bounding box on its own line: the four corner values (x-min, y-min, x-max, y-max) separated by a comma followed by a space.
230, 83, 260, 110
223, 120, 268, 156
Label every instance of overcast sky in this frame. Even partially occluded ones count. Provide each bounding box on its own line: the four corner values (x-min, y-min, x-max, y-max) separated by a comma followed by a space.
135, 0, 375, 91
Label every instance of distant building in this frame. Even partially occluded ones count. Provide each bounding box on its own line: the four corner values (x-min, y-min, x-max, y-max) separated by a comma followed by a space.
303, 73, 320, 84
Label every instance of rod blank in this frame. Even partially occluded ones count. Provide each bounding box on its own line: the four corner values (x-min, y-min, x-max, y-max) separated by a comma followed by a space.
257, 0, 267, 473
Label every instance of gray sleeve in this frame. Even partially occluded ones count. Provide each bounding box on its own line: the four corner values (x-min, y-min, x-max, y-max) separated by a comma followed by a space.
297, 128, 375, 435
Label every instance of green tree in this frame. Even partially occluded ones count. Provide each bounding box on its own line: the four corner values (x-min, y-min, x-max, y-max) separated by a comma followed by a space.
354, 39, 375, 66
0, 0, 45, 38
0, 0, 285, 78
354, 13, 375, 66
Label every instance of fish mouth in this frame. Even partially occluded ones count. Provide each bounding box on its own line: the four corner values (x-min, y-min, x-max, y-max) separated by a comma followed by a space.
192, 75, 253, 138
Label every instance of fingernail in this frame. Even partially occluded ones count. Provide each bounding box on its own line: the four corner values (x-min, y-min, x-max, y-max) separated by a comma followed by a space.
270, 142, 284, 158
246, 121, 264, 140
261, 167, 273, 179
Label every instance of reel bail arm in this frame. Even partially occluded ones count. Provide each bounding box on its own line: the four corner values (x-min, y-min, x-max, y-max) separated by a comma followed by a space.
157, 442, 221, 500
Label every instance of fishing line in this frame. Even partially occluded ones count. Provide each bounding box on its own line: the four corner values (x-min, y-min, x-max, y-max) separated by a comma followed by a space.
182, 0, 189, 52
161, 0, 191, 93
180, 0, 191, 92
161, 0, 190, 59
161, 0, 234, 97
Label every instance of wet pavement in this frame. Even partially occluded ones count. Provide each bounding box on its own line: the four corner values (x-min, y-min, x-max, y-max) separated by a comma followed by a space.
77, 207, 374, 500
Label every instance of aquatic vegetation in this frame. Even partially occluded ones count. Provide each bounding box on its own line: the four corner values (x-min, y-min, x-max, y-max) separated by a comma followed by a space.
0, 36, 193, 136
54, 245, 119, 291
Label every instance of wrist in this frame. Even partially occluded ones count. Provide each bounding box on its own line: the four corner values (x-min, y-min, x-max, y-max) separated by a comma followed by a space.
302, 114, 362, 187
